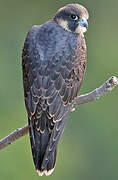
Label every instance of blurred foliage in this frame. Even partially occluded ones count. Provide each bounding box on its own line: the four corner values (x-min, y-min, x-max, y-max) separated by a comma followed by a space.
0, 0, 118, 179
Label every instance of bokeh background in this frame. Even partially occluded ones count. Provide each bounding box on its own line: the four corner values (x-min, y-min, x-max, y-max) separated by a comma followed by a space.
0, 0, 118, 179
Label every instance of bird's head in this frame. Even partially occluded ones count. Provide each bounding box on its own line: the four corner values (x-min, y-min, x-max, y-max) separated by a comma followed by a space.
53, 4, 89, 35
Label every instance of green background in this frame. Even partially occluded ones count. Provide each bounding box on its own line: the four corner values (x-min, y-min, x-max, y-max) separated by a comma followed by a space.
0, 0, 118, 179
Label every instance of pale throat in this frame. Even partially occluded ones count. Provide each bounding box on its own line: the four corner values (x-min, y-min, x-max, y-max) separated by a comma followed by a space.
75, 26, 87, 35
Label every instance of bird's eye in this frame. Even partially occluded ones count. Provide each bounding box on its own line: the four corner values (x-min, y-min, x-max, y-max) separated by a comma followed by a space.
70, 14, 78, 20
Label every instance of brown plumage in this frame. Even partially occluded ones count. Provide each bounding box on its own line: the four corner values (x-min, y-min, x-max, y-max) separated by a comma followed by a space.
22, 3, 89, 176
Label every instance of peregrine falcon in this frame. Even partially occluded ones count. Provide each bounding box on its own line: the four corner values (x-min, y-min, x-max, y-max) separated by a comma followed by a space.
22, 3, 89, 176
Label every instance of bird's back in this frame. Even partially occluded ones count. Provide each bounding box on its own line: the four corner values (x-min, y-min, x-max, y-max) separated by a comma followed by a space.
22, 20, 87, 176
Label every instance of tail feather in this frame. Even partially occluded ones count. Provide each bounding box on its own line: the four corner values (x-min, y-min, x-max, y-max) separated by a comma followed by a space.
37, 148, 57, 176
28, 110, 70, 176
28, 117, 57, 176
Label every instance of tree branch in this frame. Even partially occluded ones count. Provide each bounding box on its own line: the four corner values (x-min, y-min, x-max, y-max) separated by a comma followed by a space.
0, 125, 29, 150
0, 76, 118, 151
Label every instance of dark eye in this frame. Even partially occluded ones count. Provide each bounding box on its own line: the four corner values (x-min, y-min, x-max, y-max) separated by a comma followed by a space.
70, 14, 78, 20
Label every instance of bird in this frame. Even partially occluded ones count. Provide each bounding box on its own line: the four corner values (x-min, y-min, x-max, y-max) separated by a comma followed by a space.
22, 3, 89, 176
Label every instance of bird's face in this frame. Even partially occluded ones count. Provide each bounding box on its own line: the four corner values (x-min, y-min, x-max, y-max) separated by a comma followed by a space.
54, 4, 89, 35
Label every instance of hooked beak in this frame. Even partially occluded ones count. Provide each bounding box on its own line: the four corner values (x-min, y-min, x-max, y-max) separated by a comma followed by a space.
78, 18, 88, 29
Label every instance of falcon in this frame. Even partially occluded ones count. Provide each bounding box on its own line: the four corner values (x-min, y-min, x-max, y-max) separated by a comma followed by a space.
22, 3, 89, 176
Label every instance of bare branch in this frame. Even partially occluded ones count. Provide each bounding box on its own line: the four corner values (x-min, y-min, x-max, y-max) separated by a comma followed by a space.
0, 76, 117, 151
71, 76, 118, 110
0, 125, 29, 150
